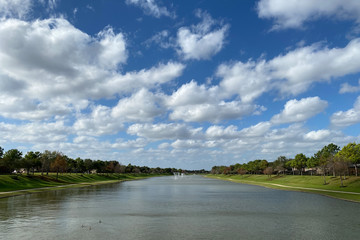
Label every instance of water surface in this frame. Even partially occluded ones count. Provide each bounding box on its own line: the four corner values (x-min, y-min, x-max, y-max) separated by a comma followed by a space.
1, 175, 359, 239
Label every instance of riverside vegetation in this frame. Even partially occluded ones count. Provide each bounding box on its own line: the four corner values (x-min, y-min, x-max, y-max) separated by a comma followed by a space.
209, 142, 360, 202
0, 146, 207, 197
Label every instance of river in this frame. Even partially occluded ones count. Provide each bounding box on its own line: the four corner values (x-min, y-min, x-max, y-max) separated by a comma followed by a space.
1, 175, 359, 239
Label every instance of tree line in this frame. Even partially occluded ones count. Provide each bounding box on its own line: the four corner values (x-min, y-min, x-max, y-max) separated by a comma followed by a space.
0, 146, 188, 178
211, 142, 360, 184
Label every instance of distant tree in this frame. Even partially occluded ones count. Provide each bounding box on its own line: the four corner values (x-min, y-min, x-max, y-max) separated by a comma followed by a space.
263, 167, 273, 178
274, 156, 287, 175
237, 168, 247, 176
306, 156, 318, 176
75, 157, 86, 173
337, 142, 360, 176
23, 151, 41, 175
84, 159, 94, 174
41, 150, 57, 175
294, 153, 308, 175
50, 152, 67, 180
313, 144, 340, 184
333, 155, 349, 187
286, 160, 296, 175
2, 149, 23, 173
115, 164, 126, 173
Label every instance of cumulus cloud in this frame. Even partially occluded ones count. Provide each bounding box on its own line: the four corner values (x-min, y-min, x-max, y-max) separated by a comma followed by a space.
176, 10, 229, 60
73, 105, 124, 136
217, 39, 360, 101
217, 60, 270, 103
125, 0, 175, 18
331, 96, 360, 127
127, 123, 202, 140
0, 18, 184, 120
339, 79, 360, 93
165, 80, 264, 123
304, 130, 331, 141
169, 101, 261, 123
112, 88, 164, 122
271, 97, 328, 124
166, 80, 220, 107
0, 121, 69, 144
257, 0, 360, 29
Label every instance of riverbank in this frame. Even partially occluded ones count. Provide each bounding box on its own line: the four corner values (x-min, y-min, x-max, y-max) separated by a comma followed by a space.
0, 173, 162, 198
206, 174, 360, 203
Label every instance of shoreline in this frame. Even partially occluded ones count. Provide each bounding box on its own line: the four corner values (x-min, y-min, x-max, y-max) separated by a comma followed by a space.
0, 174, 158, 199
206, 175, 360, 203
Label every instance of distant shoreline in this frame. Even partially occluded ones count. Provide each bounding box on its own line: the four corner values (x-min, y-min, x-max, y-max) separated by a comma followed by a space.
0, 173, 161, 199
206, 174, 360, 203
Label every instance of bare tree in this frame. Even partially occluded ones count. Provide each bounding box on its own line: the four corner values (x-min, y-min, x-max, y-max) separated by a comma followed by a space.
263, 167, 273, 178
334, 155, 349, 187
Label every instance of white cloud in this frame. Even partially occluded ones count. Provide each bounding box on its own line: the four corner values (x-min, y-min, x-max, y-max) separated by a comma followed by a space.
166, 80, 219, 107
0, 0, 32, 19
0, 121, 69, 144
206, 125, 240, 139
217, 39, 360, 101
165, 80, 264, 123
271, 97, 328, 124
73, 105, 124, 136
112, 138, 149, 149
0, 18, 184, 120
339, 79, 360, 93
257, 0, 360, 29
217, 60, 270, 103
331, 96, 360, 127
125, 0, 175, 18
169, 101, 261, 123
96, 26, 128, 69
205, 122, 271, 139
127, 123, 202, 140
304, 130, 331, 141
176, 10, 229, 60
112, 88, 164, 122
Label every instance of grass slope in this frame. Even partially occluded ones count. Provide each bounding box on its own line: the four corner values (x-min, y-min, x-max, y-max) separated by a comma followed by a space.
206, 174, 360, 203
0, 173, 159, 198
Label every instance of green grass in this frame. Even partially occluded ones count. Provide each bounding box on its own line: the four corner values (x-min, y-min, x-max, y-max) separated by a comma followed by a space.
0, 173, 162, 197
206, 174, 360, 203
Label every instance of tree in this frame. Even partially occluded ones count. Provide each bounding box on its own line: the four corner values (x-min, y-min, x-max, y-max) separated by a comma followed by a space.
294, 153, 308, 175
337, 143, 360, 176
84, 159, 93, 174
314, 144, 340, 184
263, 167, 273, 178
23, 151, 41, 175
75, 157, 86, 173
273, 156, 287, 175
0, 146, 3, 158
306, 157, 318, 176
333, 155, 349, 187
50, 152, 67, 180
286, 160, 296, 175
2, 149, 23, 173
41, 150, 57, 175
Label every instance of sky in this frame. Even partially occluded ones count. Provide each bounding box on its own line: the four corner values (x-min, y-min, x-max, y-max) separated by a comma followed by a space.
1, 0, 360, 170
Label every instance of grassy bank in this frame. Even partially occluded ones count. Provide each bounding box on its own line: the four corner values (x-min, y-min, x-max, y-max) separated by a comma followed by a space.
0, 173, 161, 198
206, 174, 360, 203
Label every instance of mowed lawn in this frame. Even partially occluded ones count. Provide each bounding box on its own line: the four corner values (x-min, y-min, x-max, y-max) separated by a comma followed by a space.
0, 173, 155, 192
207, 174, 360, 202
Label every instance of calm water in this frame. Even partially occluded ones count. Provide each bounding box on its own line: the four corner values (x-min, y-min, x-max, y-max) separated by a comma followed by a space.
1, 175, 360, 240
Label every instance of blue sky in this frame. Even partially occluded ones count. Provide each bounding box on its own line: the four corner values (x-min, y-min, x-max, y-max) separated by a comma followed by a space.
1, 0, 360, 169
